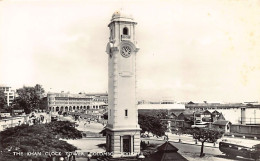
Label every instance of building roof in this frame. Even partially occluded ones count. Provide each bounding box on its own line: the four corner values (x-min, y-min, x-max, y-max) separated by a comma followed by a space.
157, 141, 179, 152
138, 104, 185, 110
217, 113, 226, 120
211, 110, 220, 115
111, 8, 134, 22
171, 111, 183, 117
186, 103, 245, 108
84, 93, 108, 96
202, 110, 211, 115
145, 142, 188, 161
213, 120, 231, 126
169, 113, 177, 117
180, 110, 194, 117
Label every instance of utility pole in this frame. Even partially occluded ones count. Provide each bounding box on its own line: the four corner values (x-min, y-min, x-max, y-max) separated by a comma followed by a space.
194, 108, 196, 125
254, 109, 256, 124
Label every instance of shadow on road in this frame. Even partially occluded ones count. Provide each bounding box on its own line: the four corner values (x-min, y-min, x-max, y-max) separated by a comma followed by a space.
214, 155, 254, 161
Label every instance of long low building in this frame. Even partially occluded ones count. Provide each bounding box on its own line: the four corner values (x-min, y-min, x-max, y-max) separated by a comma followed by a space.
0, 115, 29, 131
186, 102, 260, 124
47, 92, 108, 112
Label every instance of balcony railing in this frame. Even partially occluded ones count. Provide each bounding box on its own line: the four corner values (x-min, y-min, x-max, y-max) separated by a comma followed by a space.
121, 35, 131, 40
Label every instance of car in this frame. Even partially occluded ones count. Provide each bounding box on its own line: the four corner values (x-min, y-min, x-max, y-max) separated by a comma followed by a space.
63, 112, 68, 116
51, 115, 58, 121
191, 121, 208, 128
219, 142, 260, 160
141, 134, 150, 138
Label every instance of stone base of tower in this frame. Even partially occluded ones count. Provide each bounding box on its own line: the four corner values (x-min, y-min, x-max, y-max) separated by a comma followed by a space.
105, 128, 141, 158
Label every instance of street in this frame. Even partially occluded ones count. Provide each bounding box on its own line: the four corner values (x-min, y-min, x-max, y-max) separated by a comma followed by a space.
56, 114, 258, 160
142, 138, 254, 161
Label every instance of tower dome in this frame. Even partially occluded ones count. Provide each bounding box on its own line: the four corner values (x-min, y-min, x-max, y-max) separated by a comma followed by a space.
111, 8, 135, 22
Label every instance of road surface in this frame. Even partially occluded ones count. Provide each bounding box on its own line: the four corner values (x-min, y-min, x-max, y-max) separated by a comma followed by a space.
58, 115, 257, 160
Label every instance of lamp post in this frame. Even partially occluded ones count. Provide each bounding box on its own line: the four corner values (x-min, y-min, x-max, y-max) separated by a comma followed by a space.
71, 154, 76, 161
193, 110, 196, 126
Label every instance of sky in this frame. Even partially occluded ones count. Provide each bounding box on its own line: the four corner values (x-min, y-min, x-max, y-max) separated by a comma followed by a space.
0, 0, 260, 103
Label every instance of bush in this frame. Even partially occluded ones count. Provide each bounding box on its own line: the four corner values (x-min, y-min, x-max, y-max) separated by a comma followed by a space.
140, 141, 148, 150
0, 121, 82, 160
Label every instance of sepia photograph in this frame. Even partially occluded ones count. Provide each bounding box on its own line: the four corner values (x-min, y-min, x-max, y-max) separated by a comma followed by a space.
0, 0, 260, 160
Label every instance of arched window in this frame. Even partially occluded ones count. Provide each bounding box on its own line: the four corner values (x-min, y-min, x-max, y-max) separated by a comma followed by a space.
123, 27, 128, 35
110, 28, 113, 39
125, 109, 128, 117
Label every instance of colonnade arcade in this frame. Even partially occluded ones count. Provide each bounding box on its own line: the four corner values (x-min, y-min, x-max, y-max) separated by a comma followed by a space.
49, 105, 102, 112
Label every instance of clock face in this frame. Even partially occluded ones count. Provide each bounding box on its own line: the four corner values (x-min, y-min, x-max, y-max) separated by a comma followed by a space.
121, 46, 131, 58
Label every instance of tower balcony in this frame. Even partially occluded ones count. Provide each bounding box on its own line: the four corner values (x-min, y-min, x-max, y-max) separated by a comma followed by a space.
121, 35, 131, 41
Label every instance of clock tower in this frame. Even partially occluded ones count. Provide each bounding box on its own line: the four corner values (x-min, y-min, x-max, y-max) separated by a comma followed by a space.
105, 9, 141, 157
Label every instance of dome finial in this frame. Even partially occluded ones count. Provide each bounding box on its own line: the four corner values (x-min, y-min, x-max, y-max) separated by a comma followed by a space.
111, 8, 134, 22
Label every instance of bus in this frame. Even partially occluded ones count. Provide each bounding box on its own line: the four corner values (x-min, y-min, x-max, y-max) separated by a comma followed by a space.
219, 141, 260, 160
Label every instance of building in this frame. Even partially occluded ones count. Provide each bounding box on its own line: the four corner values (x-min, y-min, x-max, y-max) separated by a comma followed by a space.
195, 110, 212, 122
185, 102, 244, 111
211, 110, 225, 122
175, 111, 194, 128
47, 92, 108, 112
0, 115, 29, 131
85, 93, 108, 104
212, 120, 232, 133
0, 85, 16, 106
0, 112, 11, 118
105, 9, 141, 157
185, 102, 260, 125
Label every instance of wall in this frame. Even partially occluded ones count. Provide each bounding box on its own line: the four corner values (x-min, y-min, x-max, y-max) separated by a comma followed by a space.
208, 108, 241, 124
230, 124, 260, 137
0, 116, 29, 131
0, 113, 11, 117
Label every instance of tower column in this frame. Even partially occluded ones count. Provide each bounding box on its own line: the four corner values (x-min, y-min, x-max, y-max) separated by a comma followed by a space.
105, 9, 141, 158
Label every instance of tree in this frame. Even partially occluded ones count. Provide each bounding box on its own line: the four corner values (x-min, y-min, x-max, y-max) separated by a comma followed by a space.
38, 97, 48, 110
0, 90, 7, 110
193, 128, 223, 157
100, 114, 167, 137
14, 84, 45, 114
0, 121, 82, 161
34, 84, 45, 96
156, 111, 168, 119
45, 121, 82, 139
138, 114, 167, 137
138, 111, 170, 135
179, 128, 223, 157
